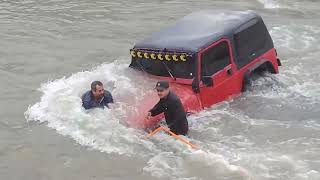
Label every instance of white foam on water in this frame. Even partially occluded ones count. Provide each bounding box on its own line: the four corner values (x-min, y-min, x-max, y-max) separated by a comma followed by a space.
257, 0, 280, 9
270, 25, 320, 53
24, 19, 320, 179
246, 71, 320, 106
183, 99, 320, 180
257, 0, 320, 11
144, 108, 254, 180
265, 22, 320, 100
25, 60, 251, 179
240, 153, 320, 180
143, 148, 252, 180
25, 61, 159, 155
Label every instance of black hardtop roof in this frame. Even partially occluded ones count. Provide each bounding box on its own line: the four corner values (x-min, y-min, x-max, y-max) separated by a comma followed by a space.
134, 10, 262, 53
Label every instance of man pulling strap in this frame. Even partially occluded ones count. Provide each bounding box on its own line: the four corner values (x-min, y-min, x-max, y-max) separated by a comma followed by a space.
146, 81, 189, 135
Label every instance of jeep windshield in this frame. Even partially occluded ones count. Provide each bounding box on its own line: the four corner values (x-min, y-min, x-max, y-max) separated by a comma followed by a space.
129, 51, 195, 79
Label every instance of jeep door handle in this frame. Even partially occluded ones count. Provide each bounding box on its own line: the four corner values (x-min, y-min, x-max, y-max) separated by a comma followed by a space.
226, 68, 232, 76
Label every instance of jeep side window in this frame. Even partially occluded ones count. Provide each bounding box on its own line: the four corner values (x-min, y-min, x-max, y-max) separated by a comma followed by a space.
234, 20, 268, 67
201, 41, 231, 77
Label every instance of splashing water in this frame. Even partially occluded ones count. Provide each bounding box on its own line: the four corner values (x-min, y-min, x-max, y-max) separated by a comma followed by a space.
20, 1, 320, 179
25, 61, 252, 179
258, 0, 280, 9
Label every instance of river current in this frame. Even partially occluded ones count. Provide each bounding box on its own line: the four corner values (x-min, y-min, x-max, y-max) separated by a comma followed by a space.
1, 0, 319, 180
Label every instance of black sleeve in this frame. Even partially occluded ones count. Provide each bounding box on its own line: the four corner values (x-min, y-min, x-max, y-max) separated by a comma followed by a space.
149, 100, 165, 116
81, 93, 92, 110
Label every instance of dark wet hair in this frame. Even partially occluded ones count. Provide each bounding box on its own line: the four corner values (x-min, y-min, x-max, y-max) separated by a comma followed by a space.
91, 81, 103, 91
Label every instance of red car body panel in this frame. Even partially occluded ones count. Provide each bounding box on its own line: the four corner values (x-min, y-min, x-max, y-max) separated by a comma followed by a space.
127, 83, 202, 129
127, 47, 278, 129
127, 11, 280, 129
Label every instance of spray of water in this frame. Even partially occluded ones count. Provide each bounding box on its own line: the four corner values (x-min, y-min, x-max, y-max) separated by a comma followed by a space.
25, 60, 253, 179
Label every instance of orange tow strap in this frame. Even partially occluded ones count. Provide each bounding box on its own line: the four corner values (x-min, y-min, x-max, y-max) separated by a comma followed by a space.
145, 126, 199, 149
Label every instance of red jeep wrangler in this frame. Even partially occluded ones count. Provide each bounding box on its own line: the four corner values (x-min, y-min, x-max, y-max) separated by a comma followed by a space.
128, 10, 281, 128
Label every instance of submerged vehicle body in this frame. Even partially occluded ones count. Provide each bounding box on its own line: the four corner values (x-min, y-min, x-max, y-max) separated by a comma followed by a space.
128, 10, 281, 129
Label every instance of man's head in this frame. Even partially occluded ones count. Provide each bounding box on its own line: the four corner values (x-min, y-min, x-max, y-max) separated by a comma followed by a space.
91, 81, 104, 99
155, 81, 170, 99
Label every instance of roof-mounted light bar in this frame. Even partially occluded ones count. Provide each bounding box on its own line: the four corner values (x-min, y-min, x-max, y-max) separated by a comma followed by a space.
130, 49, 191, 62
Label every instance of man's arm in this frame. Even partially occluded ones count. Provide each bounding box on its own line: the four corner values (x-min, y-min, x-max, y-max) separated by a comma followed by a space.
149, 100, 165, 116
104, 91, 114, 103
82, 94, 92, 110
102, 91, 114, 109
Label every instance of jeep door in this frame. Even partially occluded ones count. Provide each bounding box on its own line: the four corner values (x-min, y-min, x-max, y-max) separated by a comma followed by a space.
198, 39, 238, 108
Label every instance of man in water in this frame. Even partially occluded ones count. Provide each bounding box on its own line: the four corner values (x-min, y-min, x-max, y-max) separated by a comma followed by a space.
81, 81, 113, 110
146, 81, 188, 135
